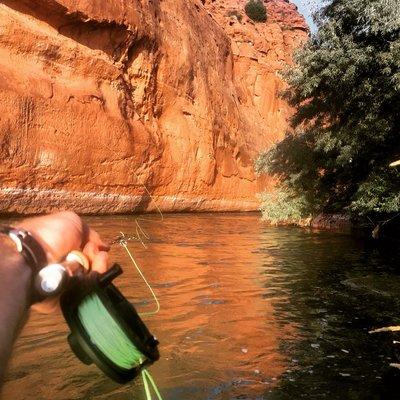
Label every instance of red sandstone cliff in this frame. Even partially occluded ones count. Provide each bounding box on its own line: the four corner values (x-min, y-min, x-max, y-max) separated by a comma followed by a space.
0, 0, 308, 214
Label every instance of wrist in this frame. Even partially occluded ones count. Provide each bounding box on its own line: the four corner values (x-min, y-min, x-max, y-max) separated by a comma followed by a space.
0, 235, 29, 267
0, 226, 48, 273
0, 236, 33, 302
0, 226, 48, 305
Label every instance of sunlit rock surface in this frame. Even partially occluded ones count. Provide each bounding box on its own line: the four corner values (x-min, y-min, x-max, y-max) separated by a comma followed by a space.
0, 0, 308, 214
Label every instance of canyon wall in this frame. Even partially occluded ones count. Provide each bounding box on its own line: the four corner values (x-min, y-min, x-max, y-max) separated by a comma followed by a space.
0, 0, 308, 214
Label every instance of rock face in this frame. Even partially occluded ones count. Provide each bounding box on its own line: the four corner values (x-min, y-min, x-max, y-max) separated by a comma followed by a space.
0, 0, 308, 214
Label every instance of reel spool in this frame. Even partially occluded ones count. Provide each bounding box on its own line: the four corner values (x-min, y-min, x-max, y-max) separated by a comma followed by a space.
60, 264, 160, 383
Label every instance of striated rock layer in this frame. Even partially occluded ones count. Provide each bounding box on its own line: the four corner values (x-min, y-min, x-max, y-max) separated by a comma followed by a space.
0, 0, 308, 214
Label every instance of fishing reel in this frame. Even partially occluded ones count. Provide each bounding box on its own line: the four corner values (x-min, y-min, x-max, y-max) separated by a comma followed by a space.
36, 254, 160, 383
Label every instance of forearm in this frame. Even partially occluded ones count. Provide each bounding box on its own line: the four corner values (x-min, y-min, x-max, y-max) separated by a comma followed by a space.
0, 244, 32, 381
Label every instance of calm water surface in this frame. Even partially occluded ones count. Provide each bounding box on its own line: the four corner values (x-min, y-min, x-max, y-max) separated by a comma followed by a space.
2, 213, 400, 399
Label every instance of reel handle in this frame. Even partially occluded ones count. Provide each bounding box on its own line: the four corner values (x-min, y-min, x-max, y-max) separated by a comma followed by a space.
34, 251, 90, 299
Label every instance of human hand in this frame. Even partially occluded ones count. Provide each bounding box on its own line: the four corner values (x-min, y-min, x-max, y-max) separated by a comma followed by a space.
18, 211, 110, 312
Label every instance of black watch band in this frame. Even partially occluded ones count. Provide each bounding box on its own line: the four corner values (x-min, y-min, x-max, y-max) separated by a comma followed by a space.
0, 226, 47, 273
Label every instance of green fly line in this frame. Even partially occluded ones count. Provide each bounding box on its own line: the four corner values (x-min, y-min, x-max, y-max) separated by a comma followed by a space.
121, 241, 160, 317
78, 293, 146, 369
76, 238, 163, 400
105, 189, 164, 399
77, 292, 164, 400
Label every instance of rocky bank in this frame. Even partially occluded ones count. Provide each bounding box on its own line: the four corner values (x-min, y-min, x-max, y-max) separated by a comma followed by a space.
0, 0, 308, 214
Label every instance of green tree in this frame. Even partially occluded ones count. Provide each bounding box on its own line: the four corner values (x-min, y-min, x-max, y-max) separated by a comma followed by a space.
245, 0, 267, 23
256, 0, 400, 221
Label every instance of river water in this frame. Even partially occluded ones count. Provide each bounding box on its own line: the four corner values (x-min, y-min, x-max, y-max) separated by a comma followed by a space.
2, 213, 400, 399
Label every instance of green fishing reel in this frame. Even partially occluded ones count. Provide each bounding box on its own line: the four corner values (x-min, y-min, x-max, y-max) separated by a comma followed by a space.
60, 264, 160, 384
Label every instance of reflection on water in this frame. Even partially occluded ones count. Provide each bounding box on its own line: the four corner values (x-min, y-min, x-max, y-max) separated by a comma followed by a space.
2, 213, 400, 399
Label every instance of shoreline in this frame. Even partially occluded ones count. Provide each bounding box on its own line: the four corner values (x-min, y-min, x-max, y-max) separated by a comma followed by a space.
0, 187, 259, 215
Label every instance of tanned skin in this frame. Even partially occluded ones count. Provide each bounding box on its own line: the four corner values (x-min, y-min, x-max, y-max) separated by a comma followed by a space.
0, 211, 110, 383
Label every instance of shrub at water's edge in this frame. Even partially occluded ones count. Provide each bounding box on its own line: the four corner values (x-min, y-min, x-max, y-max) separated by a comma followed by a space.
256, 0, 400, 227
244, 0, 267, 23
258, 188, 312, 226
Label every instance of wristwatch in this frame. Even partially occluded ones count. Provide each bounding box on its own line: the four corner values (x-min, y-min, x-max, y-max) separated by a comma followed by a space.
0, 226, 48, 293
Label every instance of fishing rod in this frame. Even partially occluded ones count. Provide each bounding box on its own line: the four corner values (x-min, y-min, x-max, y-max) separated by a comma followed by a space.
36, 248, 163, 399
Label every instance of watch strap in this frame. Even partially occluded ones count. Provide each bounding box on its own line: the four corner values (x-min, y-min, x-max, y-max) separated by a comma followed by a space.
0, 226, 47, 273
